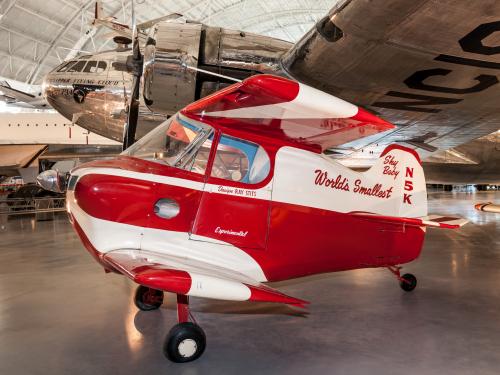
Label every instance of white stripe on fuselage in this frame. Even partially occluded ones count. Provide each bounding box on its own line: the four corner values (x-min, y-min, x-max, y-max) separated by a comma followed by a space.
67, 191, 268, 282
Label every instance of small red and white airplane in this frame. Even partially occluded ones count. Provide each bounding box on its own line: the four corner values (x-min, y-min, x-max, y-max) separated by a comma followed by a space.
42, 74, 467, 362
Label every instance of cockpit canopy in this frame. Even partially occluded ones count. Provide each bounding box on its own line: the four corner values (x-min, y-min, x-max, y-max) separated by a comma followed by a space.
123, 113, 271, 184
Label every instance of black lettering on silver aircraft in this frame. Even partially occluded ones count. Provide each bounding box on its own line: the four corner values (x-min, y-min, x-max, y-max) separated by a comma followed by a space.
373, 21, 500, 113
72, 84, 105, 104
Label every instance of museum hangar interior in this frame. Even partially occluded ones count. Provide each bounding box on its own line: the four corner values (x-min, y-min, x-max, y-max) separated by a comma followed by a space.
0, 0, 499, 373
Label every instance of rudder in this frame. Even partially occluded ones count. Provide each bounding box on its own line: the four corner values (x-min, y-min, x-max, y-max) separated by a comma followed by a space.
363, 144, 427, 218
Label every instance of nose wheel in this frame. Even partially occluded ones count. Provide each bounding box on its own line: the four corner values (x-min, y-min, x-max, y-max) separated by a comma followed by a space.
387, 266, 417, 292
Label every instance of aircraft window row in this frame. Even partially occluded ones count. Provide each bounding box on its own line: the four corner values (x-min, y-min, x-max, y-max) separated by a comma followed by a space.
123, 115, 270, 184
57, 60, 107, 74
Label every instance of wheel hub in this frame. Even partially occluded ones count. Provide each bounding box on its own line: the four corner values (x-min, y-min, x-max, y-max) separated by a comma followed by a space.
178, 338, 197, 358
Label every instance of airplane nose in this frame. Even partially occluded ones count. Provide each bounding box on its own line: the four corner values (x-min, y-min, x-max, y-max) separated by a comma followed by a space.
36, 170, 67, 193
41, 57, 161, 142
42, 68, 115, 138
42, 71, 73, 115
41, 63, 130, 141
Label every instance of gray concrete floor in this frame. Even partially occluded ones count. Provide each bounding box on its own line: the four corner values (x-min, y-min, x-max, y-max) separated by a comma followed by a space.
0, 191, 499, 375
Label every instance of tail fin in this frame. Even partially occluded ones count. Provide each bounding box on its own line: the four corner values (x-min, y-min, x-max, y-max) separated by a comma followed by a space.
94, 1, 115, 22
362, 144, 427, 218
94, 1, 103, 20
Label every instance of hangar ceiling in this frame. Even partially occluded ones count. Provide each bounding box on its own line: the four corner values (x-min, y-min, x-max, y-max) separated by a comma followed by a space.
0, 0, 334, 85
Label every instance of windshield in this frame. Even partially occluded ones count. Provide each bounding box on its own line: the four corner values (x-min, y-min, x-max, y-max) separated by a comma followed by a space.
122, 114, 214, 174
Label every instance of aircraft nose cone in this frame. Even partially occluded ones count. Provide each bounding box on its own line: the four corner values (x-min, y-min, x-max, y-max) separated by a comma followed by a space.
41, 65, 127, 141
36, 170, 67, 193
41, 70, 92, 129
42, 71, 67, 109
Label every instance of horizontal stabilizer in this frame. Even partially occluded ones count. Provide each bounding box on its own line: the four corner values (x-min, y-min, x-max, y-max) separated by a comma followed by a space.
349, 212, 468, 229
137, 13, 183, 30
103, 250, 308, 308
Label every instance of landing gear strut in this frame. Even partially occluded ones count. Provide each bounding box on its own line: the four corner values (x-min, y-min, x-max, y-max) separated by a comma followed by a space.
387, 266, 417, 292
163, 295, 206, 363
134, 285, 164, 311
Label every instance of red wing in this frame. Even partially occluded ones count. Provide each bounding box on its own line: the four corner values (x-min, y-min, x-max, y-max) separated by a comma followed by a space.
181, 74, 395, 152
102, 249, 308, 308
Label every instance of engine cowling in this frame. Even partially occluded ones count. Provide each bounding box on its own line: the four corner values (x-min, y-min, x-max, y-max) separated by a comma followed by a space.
143, 21, 292, 115
143, 21, 202, 115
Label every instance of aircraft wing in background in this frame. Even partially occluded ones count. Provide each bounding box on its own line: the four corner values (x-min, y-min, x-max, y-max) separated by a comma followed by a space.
0, 81, 48, 109
282, 0, 500, 163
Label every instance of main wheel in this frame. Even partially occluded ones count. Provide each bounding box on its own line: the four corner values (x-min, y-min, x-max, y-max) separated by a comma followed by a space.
164, 322, 206, 363
399, 273, 417, 292
134, 285, 164, 311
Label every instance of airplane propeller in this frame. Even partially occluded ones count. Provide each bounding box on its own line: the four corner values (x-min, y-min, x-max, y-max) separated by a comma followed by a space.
123, 0, 142, 150
119, 1, 238, 150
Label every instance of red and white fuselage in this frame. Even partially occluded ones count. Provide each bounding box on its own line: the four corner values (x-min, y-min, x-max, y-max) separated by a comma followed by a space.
67, 145, 427, 294
66, 75, 465, 305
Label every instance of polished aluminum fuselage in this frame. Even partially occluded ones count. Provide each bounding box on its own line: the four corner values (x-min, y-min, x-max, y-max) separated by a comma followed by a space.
43, 22, 291, 142
43, 49, 164, 141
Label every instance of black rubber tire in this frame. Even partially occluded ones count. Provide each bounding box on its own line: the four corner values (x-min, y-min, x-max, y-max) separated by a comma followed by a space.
164, 322, 206, 363
400, 273, 417, 292
134, 285, 163, 311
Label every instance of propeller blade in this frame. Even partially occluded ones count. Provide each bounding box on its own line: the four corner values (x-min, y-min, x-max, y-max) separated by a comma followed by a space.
122, 0, 143, 150
123, 75, 140, 149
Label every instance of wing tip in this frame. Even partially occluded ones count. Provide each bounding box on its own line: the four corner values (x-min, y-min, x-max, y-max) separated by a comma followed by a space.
353, 107, 395, 132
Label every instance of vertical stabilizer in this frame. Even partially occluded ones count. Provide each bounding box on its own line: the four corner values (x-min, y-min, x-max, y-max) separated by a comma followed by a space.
363, 144, 427, 218
95, 1, 104, 20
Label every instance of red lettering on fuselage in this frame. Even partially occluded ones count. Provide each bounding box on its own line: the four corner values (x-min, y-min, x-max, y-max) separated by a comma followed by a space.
403, 193, 412, 204
404, 167, 414, 204
404, 180, 413, 191
314, 170, 350, 191
353, 180, 394, 199
383, 155, 400, 179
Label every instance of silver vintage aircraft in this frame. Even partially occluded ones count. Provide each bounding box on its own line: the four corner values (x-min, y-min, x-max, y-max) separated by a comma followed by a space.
43, 0, 500, 184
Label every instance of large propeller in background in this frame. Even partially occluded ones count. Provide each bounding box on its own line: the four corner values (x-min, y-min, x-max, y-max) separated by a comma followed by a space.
120, 1, 239, 150
122, 0, 142, 150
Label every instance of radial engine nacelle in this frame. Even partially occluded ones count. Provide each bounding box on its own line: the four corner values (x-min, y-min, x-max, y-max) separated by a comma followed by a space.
142, 21, 291, 114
